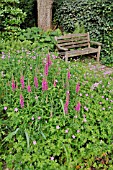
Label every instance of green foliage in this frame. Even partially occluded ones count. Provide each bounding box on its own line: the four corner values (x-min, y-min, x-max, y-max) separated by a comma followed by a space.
0, 28, 62, 52
0, 43, 113, 169
18, 0, 36, 28
0, 0, 26, 35
53, 0, 113, 64
73, 22, 85, 34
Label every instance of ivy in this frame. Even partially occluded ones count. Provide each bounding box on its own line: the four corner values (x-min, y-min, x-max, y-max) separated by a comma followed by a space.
53, 0, 113, 63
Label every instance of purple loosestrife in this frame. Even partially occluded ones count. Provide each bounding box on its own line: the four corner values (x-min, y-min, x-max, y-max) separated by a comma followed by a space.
67, 71, 71, 79
66, 91, 70, 104
75, 102, 81, 112
64, 101, 68, 114
64, 91, 70, 114
44, 63, 49, 76
76, 83, 80, 93
12, 79, 16, 91
27, 85, 31, 92
42, 78, 48, 91
20, 94, 24, 108
47, 54, 52, 67
34, 76, 38, 88
20, 76, 24, 89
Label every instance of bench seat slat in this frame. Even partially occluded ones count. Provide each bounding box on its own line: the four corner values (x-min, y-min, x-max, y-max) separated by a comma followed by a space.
57, 37, 88, 43
59, 40, 89, 47
63, 43, 89, 49
56, 33, 88, 40
66, 48, 98, 57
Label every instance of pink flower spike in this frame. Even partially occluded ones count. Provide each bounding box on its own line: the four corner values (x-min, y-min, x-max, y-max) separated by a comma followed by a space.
42, 78, 48, 91
64, 101, 68, 114
76, 83, 80, 93
4, 106, 7, 110
20, 94, 24, 108
20, 76, 24, 89
75, 102, 81, 112
14, 108, 18, 112
27, 85, 31, 92
12, 79, 16, 91
34, 77, 38, 88
47, 54, 52, 67
33, 140, 36, 145
67, 71, 71, 79
44, 63, 49, 76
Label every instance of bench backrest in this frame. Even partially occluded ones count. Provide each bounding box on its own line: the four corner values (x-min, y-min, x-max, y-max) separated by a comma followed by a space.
55, 32, 90, 49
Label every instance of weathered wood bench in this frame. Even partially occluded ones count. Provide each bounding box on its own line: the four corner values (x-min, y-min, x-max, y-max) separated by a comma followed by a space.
55, 32, 102, 62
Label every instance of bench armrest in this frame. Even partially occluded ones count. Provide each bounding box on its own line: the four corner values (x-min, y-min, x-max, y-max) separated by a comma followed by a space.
90, 41, 102, 46
56, 44, 68, 51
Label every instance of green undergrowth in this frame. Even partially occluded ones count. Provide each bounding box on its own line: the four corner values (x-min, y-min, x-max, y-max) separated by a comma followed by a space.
0, 46, 113, 170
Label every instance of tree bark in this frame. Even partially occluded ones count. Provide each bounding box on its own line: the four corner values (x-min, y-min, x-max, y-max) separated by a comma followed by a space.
37, 0, 53, 31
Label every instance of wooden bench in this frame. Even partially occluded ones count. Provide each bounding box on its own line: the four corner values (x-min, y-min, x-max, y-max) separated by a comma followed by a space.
55, 32, 102, 62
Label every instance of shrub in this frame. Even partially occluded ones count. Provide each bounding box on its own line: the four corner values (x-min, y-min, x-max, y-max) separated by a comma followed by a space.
0, 28, 62, 52
0, 0, 26, 34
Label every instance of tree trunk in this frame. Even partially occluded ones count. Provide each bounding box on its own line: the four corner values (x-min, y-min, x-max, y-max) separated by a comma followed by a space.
37, 0, 53, 31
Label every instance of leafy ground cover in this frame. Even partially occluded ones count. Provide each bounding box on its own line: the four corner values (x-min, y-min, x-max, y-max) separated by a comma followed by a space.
0, 46, 113, 170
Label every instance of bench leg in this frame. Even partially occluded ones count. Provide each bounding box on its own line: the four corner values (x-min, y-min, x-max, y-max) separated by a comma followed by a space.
97, 45, 101, 62
65, 52, 68, 62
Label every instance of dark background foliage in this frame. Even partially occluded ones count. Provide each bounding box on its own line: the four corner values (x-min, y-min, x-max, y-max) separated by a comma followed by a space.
18, 0, 37, 28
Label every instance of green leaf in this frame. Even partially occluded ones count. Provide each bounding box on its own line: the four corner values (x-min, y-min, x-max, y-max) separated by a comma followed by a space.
4, 128, 19, 141
25, 130, 30, 149
60, 99, 65, 116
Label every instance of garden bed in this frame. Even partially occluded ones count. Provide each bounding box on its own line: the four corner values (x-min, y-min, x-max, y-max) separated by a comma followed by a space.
0, 48, 113, 170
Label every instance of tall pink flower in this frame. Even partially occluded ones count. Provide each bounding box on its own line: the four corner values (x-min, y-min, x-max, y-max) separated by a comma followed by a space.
27, 85, 31, 92
67, 71, 71, 79
47, 54, 52, 67
64, 101, 68, 114
64, 91, 70, 114
76, 83, 80, 93
34, 76, 38, 88
20, 94, 24, 108
42, 78, 48, 91
66, 91, 70, 105
44, 63, 49, 76
20, 76, 24, 89
75, 102, 81, 112
12, 79, 16, 91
